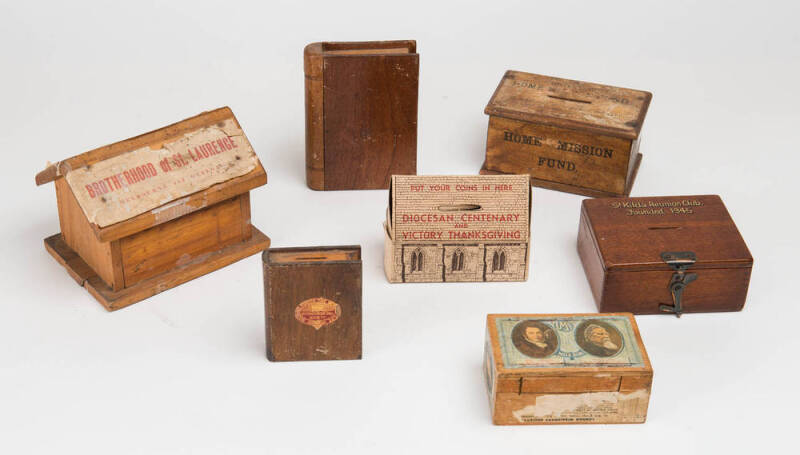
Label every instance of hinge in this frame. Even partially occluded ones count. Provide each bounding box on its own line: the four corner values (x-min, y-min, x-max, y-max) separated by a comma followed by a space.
659, 251, 698, 317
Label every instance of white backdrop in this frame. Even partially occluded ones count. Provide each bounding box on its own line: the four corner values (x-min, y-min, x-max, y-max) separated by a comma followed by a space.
1, 1, 797, 453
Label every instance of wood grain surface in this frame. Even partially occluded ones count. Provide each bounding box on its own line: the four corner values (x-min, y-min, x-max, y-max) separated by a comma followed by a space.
45, 228, 270, 311
483, 70, 650, 197
485, 116, 633, 195
264, 246, 362, 361
485, 71, 651, 139
305, 41, 418, 190
577, 195, 753, 314
55, 178, 119, 289
120, 196, 246, 287
38, 107, 270, 309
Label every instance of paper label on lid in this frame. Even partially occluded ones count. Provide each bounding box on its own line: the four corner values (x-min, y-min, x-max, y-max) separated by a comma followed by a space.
65, 118, 258, 227
495, 315, 644, 369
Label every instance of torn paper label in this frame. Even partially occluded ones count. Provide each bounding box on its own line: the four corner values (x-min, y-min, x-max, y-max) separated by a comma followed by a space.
512, 389, 649, 424
65, 119, 258, 227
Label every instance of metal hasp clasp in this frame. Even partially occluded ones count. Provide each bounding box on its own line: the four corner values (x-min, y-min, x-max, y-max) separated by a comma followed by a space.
659, 251, 698, 317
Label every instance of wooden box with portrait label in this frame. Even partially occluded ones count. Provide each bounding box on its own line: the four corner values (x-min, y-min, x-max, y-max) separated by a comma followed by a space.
485, 313, 653, 425
481, 71, 652, 197
305, 40, 418, 190
577, 195, 753, 316
35, 107, 270, 311
384, 175, 531, 283
263, 246, 362, 361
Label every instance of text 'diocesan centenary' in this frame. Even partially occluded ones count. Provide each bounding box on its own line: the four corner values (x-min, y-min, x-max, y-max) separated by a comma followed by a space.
393, 175, 529, 242
65, 119, 259, 227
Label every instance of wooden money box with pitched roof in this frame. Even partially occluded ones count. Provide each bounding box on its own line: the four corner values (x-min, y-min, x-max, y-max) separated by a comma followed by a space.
36, 107, 270, 311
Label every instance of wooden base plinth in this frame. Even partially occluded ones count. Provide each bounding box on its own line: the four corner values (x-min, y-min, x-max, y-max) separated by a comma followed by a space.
44, 228, 270, 311
480, 153, 642, 198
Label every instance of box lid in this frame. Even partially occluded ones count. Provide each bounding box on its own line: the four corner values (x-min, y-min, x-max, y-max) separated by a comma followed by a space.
264, 245, 362, 266
582, 195, 753, 272
484, 70, 652, 140
387, 175, 530, 243
35, 107, 267, 242
304, 40, 417, 80
487, 313, 651, 381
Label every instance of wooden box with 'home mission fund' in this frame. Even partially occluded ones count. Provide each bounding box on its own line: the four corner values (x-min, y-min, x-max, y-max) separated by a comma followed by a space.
35, 107, 270, 311
481, 70, 652, 198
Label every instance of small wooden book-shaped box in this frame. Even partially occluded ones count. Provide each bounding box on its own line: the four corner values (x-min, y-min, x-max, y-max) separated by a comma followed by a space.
36, 107, 270, 311
384, 175, 531, 283
485, 313, 653, 425
304, 40, 418, 190
481, 71, 652, 197
263, 246, 362, 361
578, 195, 753, 316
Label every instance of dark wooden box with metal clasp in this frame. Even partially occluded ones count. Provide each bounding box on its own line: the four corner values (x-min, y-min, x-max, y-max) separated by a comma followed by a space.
577, 195, 753, 316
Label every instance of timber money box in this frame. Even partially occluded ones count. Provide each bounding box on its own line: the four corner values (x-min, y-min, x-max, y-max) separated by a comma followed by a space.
305, 40, 418, 190
481, 71, 652, 197
384, 174, 531, 283
263, 246, 362, 361
577, 195, 753, 316
485, 313, 653, 425
36, 107, 270, 311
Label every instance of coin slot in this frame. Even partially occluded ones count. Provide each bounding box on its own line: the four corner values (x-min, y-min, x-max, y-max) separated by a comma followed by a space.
548, 95, 592, 104
648, 226, 681, 230
269, 248, 361, 263
438, 204, 482, 211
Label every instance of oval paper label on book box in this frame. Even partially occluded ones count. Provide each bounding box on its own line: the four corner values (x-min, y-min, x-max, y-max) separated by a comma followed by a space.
295, 298, 341, 330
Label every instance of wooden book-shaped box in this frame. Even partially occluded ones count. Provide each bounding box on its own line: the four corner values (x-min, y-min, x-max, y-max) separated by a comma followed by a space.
482, 71, 652, 198
305, 40, 419, 190
36, 107, 270, 311
263, 246, 362, 361
577, 195, 753, 316
485, 313, 653, 425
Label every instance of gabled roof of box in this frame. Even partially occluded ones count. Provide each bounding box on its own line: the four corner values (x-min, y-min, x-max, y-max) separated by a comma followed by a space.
35, 107, 266, 242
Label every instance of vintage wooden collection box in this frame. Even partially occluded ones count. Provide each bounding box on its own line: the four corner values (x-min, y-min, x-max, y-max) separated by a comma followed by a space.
481, 71, 652, 197
35, 107, 270, 311
305, 40, 418, 191
578, 195, 753, 316
485, 313, 653, 425
263, 246, 362, 361
384, 175, 531, 283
